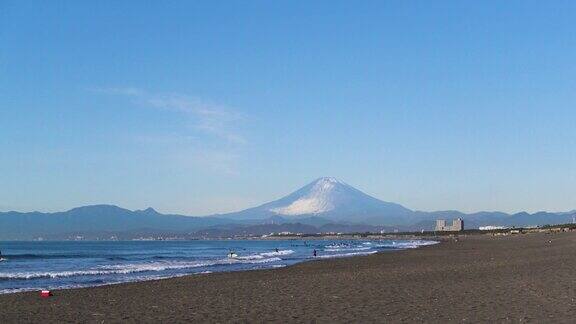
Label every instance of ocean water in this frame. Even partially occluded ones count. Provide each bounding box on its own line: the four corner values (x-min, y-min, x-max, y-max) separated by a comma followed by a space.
0, 239, 437, 294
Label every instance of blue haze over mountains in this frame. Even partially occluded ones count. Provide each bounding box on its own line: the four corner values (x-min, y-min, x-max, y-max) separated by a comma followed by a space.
1, 178, 574, 240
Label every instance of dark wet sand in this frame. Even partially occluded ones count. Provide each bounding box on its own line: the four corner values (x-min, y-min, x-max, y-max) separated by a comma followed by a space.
2, 232, 576, 323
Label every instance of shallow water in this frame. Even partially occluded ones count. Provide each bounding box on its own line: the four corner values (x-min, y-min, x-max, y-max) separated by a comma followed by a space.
0, 239, 437, 294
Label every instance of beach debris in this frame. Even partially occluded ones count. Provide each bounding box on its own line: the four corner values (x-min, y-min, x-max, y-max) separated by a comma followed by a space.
40, 290, 52, 298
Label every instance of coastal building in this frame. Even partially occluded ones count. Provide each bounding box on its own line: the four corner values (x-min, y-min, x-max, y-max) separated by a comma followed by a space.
435, 218, 464, 232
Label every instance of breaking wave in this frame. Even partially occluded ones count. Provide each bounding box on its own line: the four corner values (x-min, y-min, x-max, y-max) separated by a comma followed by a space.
234, 249, 294, 260
375, 240, 438, 249
324, 246, 372, 252
0, 240, 437, 294
0, 256, 283, 281
315, 251, 378, 259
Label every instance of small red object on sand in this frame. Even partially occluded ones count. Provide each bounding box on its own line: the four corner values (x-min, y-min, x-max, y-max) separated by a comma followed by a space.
40, 290, 52, 298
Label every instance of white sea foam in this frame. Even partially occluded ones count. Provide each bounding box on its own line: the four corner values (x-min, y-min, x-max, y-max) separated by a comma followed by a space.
260, 249, 294, 257
324, 243, 351, 249
0, 270, 222, 295
324, 247, 372, 252
315, 251, 378, 259
323, 240, 438, 252
376, 240, 438, 249
234, 249, 293, 260
231, 257, 282, 264
0, 256, 283, 281
0, 287, 37, 294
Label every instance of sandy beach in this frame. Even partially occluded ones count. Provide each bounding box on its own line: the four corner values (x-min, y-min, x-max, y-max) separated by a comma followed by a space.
1, 232, 575, 323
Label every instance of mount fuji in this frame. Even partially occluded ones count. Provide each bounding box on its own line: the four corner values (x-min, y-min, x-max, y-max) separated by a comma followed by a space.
214, 177, 576, 228
217, 177, 415, 225
2, 177, 576, 239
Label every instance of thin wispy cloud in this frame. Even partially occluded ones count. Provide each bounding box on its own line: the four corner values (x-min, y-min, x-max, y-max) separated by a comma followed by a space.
91, 87, 246, 174
91, 87, 245, 145
144, 94, 246, 145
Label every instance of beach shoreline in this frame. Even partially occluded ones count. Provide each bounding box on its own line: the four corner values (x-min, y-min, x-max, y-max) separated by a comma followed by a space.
0, 238, 438, 295
0, 237, 438, 295
2, 232, 575, 322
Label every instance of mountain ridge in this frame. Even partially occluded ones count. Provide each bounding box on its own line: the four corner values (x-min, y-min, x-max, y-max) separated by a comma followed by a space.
1, 177, 575, 239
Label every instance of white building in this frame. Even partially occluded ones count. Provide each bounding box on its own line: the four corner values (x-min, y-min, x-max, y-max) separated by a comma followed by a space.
479, 225, 507, 231
435, 218, 464, 232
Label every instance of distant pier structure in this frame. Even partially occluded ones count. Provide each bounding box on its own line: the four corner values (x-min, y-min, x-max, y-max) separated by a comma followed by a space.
435, 218, 464, 232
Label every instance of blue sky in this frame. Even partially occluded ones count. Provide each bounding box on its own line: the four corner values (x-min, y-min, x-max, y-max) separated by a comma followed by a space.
2, 1, 576, 215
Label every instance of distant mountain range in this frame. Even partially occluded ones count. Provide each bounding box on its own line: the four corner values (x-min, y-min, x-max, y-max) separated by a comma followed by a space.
0, 205, 237, 240
1, 177, 575, 240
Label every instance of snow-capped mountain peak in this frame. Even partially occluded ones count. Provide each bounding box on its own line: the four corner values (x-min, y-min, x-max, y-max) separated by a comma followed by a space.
270, 177, 345, 215
221, 177, 414, 225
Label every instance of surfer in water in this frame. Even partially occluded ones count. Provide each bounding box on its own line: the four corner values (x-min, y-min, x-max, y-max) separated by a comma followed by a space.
275, 248, 279, 253
313, 249, 317, 257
